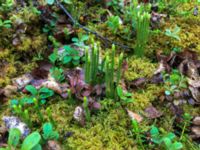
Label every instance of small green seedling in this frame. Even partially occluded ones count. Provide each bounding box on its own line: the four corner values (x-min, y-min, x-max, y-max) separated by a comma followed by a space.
83, 97, 91, 122
13, 105, 32, 127
116, 86, 134, 105
163, 70, 187, 96
131, 119, 144, 149
34, 98, 44, 122
50, 67, 65, 82
46, 107, 56, 127
165, 25, 181, 41
106, 15, 122, 34
179, 113, 192, 140
42, 122, 59, 142
72, 34, 89, 49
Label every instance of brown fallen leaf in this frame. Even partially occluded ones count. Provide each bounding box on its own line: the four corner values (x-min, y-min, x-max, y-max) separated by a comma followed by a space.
126, 109, 143, 123
145, 106, 162, 119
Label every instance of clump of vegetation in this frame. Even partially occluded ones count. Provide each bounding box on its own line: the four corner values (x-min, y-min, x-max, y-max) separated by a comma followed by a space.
0, 0, 200, 149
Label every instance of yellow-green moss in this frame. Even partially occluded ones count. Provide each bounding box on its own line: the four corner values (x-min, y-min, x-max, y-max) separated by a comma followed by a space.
125, 56, 157, 81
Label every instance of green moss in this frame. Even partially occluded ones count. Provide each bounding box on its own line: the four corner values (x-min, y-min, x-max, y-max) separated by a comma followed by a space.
29, 99, 135, 149
125, 56, 157, 81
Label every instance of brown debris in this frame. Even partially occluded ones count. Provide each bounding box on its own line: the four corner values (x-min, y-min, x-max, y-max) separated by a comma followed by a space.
145, 106, 162, 119
45, 140, 62, 150
3, 85, 18, 98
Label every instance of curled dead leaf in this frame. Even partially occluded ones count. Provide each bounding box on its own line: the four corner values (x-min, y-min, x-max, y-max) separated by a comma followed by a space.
126, 109, 143, 123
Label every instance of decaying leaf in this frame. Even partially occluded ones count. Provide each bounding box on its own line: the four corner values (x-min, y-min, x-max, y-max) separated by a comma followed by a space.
126, 109, 143, 123
145, 106, 162, 119
12, 74, 33, 90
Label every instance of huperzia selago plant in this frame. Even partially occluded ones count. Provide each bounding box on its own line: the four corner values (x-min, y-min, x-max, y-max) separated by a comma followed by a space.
84, 42, 124, 99
50, 67, 65, 83
105, 45, 124, 98
83, 96, 91, 123
84, 40, 100, 84
135, 11, 151, 57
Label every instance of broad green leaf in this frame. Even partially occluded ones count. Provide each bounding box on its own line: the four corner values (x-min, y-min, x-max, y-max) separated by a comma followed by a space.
25, 85, 38, 96
43, 123, 53, 135
39, 87, 54, 99
166, 132, 176, 140
150, 126, 159, 137
8, 128, 21, 148
42, 123, 59, 140
21, 132, 41, 150
63, 56, 72, 64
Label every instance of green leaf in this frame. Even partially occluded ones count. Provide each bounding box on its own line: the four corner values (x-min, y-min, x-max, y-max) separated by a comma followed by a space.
32, 144, 42, 150
39, 87, 54, 99
49, 53, 57, 64
172, 142, 183, 150
166, 132, 176, 140
72, 60, 80, 66
25, 85, 38, 96
80, 35, 89, 41
8, 128, 21, 148
62, 56, 72, 64
21, 132, 41, 150
46, 0, 55, 5
117, 86, 123, 97
43, 122, 53, 135
163, 137, 172, 148
150, 126, 159, 137
42, 122, 59, 141
3, 20, 11, 24
73, 55, 80, 61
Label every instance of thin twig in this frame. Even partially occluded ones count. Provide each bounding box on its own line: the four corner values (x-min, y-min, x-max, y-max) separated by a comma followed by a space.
55, 0, 132, 50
